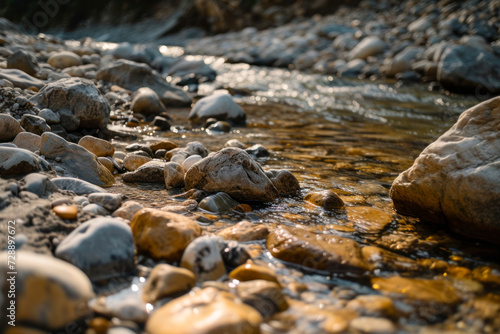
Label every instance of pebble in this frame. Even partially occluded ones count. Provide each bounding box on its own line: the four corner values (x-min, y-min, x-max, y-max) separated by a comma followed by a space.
349, 317, 396, 334
98, 156, 115, 173
23, 173, 58, 197
122, 161, 166, 183
0, 147, 52, 177
130, 87, 167, 115
199, 192, 240, 213
88, 192, 123, 211
20, 114, 51, 135
7, 49, 40, 76
267, 169, 301, 197
218, 221, 269, 241
164, 162, 185, 189
224, 139, 246, 148
78, 135, 115, 157
142, 264, 196, 303
12, 132, 41, 152
52, 205, 78, 220
245, 144, 270, 158
237, 280, 288, 317
47, 51, 82, 69
229, 261, 280, 284
304, 190, 345, 210
180, 236, 226, 283
218, 239, 251, 267
349, 36, 387, 60
0, 113, 23, 142
51, 177, 107, 195
347, 206, 393, 233
149, 140, 178, 152
38, 108, 60, 124
123, 154, 152, 171
188, 93, 246, 126
113, 200, 144, 221
181, 154, 202, 172
207, 120, 231, 132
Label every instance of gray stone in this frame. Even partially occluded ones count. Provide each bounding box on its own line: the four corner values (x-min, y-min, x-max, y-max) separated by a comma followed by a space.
164, 162, 185, 189
122, 161, 167, 183
113, 200, 144, 221
0, 68, 45, 89
109, 42, 161, 64
0, 147, 52, 177
131, 87, 167, 115
184, 141, 208, 157
82, 203, 110, 216
55, 217, 135, 281
180, 236, 226, 283
266, 169, 301, 197
52, 177, 107, 195
23, 173, 58, 197
189, 94, 246, 126
245, 144, 270, 158
88, 192, 123, 211
7, 49, 40, 76
182, 154, 202, 172
199, 192, 240, 213
349, 36, 387, 60
20, 114, 51, 135
0, 113, 23, 142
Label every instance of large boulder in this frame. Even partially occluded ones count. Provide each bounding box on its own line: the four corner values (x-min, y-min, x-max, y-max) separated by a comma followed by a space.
390, 97, 500, 244
437, 45, 500, 94
30, 77, 110, 130
184, 148, 280, 202
96, 59, 191, 106
188, 94, 246, 126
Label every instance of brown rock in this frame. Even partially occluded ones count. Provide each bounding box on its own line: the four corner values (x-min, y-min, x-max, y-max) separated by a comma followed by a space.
304, 190, 345, 210
229, 261, 280, 284
218, 221, 269, 242
0, 114, 23, 142
149, 140, 178, 152
12, 132, 41, 152
347, 207, 394, 233
52, 205, 78, 220
78, 136, 115, 157
98, 157, 114, 173
236, 280, 288, 317
142, 264, 196, 303
123, 154, 152, 171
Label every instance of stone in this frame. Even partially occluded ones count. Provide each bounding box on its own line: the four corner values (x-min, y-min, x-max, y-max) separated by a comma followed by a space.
218, 239, 251, 268
55, 217, 135, 281
185, 148, 280, 202
131, 87, 167, 115
53, 205, 78, 220
30, 77, 110, 130
266, 225, 367, 273
0, 251, 94, 330
78, 136, 115, 157
130, 208, 202, 262
123, 154, 152, 171
96, 59, 191, 106
408, 15, 435, 32
0, 68, 45, 90
109, 42, 160, 64
346, 295, 397, 318
199, 192, 240, 213
123, 161, 167, 183
189, 93, 246, 126
304, 190, 345, 210
0, 147, 51, 177
146, 287, 262, 334
47, 51, 82, 69
207, 121, 231, 132
142, 264, 196, 303
82, 203, 110, 216
182, 154, 202, 172
52, 177, 107, 195
40, 132, 115, 186
149, 140, 178, 152
164, 162, 185, 189
150, 116, 171, 131
347, 207, 393, 233
7, 49, 39, 76
0, 113, 23, 142
236, 280, 288, 317
38, 108, 60, 124
390, 97, 500, 243
88, 192, 123, 211
98, 157, 114, 173
349, 36, 386, 60
180, 236, 226, 283
349, 317, 396, 334
362, 246, 421, 273
437, 45, 500, 94
20, 114, 50, 135
184, 141, 209, 157
225, 139, 246, 149
266, 169, 301, 196
166, 59, 216, 80
229, 261, 279, 284
23, 173, 58, 197
218, 221, 269, 242
245, 144, 269, 158
12, 132, 41, 152
113, 200, 144, 221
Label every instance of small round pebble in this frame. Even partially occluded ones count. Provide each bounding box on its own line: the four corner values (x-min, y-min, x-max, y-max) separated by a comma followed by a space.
52, 205, 78, 220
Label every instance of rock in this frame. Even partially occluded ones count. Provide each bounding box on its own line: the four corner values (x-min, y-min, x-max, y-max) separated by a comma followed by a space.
55, 217, 135, 281
164, 162, 185, 189
0, 113, 23, 142
347, 207, 393, 233
266, 169, 301, 197
349, 36, 386, 60
185, 148, 280, 202
199, 192, 240, 213
52, 177, 107, 195
180, 236, 226, 283
346, 294, 396, 318
12, 132, 41, 152
237, 280, 288, 317
88, 192, 123, 211
82, 203, 110, 216
47, 51, 82, 69
390, 97, 500, 243
78, 136, 115, 157
109, 42, 160, 64
266, 225, 367, 273
113, 200, 144, 221
437, 45, 500, 94
123, 154, 152, 171
0, 251, 94, 330
98, 156, 114, 173
225, 139, 246, 149
207, 121, 231, 132
218, 239, 251, 267
408, 15, 435, 32
52, 205, 78, 220
218, 221, 269, 242
229, 261, 279, 284
189, 94, 246, 126
182, 154, 202, 172
130, 208, 202, 262
0, 147, 51, 177
184, 141, 209, 157
30, 77, 110, 130
123, 161, 166, 183
146, 287, 262, 334
149, 140, 178, 152
362, 246, 421, 273
166, 59, 216, 81
304, 190, 345, 210
7, 49, 39, 76
245, 144, 270, 158
20, 114, 50, 135
349, 317, 396, 334
38, 108, 60, 125
40, 132, 115, 186
131, 87, 167, 115
142, 264, 196, 303
0, 68, 45, 89
150, 116, 171, 131
96, 59, 191, 106
23, 173, 58, 197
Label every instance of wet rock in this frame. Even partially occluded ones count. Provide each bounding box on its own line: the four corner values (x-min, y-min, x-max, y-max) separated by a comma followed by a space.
130, 208, 202, 262
229, 261, 280, 284
7, 49, 39, 76
78, 135, 115, 157
12, 132, 41, 152
0, 251, 94, 330
0, 113, 23, 142
199, 192, 240, 213
225, 139, 246, 149
218, 239, 251, 267
266, 225, 367, 273
123, 161, 166, 183
51, 177, 106, 195
142, 264, 196, 303
23, 173, 58, 197
40, 132, 114, 186
55, 217, 135, 281
123, 154, 152, 171
189, 93, 246, 126
304, 190, 344, 210
166, 59, 216, 81
131, 87, 167, 115
109, 42, 160, 64
349, 317, 396, 334
164, 162, 185, 189
146, 287, 262, 334
349, 36, 386, 60
237, 280, 288, 317
362, 246, 421, 273
245, 144, 270, 158
96, 59, 191, 106
180, 236, 226, 283
207, 121, 231, 132
218, 221, 269, 242
346, 294, 397, 317
82, 203, 110, 216
113, 200, 144, 221
149, 140, 178, 152
30, 77, 110, 130
98, 156, 114, 173
52, 205, 78, 220
20, 114, 50, 135
185, 148, 280, 202
47, 51, 82, 69
266, 169, 301, 197
408, 15, 435, 32
0, 147, 51, 177
0, 68, 45, 89
150, 116, 171, 131
347, 207, 393, 233
182, 154, 202, 172
88, 192, 123, 211
390, 97, 500, 243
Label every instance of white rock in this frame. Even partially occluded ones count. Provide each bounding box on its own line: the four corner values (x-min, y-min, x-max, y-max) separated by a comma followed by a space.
188, 93, 246, 126
349, 36, 386, 60
48, 51, 82, 69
